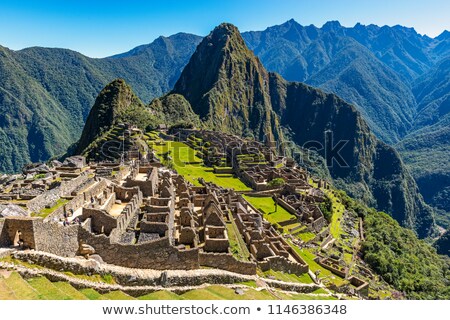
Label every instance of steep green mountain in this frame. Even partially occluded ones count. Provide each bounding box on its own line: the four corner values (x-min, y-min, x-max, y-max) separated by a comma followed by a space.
307, 38, 416, 142
396, 115, 450, 227
170, 23, 283, 143
412, 57, 450, 129
269, 74, 435, 237
0, 45, 76, 172
156, 23, 436, 237
395, 57, 450, 227
148, 94, 201, 128
242, 20, 420, 144
240, 20, 450, 229
0, 34, 201, 173
75, 79, 149, 154
434, 229, 450, 256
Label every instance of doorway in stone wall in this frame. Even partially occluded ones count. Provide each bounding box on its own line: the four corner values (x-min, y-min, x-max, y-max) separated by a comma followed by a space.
13, 230, 22, 247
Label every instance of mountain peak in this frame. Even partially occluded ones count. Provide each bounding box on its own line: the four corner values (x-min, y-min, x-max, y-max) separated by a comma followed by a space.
322, 20, 342, 31
171, 23, 282, 142
205, 22, 246, 49
214, 22, 240, 34
437, 30, 450, 40
74, 78, 145, 154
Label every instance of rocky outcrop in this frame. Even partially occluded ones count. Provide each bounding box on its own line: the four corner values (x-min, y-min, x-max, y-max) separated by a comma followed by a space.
170, 23, 284, 143
74, 79, 149, 155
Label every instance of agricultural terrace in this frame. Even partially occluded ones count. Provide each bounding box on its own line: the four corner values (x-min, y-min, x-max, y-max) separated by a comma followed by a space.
149, 140, 251, 191
243, 195, 316, 243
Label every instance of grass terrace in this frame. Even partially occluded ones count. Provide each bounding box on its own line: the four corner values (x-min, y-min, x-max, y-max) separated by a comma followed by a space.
150, 140, 251, 191
285, 240, 346, 287
243, 195, 293, 225
0, 272, 334, 300
33, 199, 69, 218
326, 190, 345, 239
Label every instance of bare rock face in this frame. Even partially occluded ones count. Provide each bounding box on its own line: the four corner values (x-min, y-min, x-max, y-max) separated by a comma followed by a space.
0, 204, 29, 218
89, 254, 104, 264
235, 288, 245, 295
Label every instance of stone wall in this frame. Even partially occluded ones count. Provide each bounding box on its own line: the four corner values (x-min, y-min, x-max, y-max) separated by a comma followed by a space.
3, 217, 38, 248
258, 256, 308, 275
44, 193, 85, 222
124, 167, 158, 197
79, 227, 199, 270
33, 221, 79, 257
348, 276, 369, 297
84, 179, 109, 200
0, 219, 9, 247
1, 217, 79, 257
199, 252, 257, 275
276, 198, 299, 216
316, 257, 347, 278
140, 221, 168, 236
11, 250, 254, 288
60, 174, 90, 197
82, 208, 117, 235
26, 188, 60, 213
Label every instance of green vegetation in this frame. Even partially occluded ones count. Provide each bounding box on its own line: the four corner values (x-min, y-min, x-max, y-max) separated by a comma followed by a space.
151, 140, 251, 191
180, 285, 275, 300
332, 188, 450, 299
327, 190, 345, 239
262, 269, 313, 284
0, 272, 41, 299
0, 272, 333, 300
35, 198, 69, 218
138, 291, 183, 300
434, 229, 450, 256
79, 288, 108, 300
287, 293, 336, 300
286, 240, 346, 287
243, 195, 293, 227
319, 193, 333, 222
362, 212, 450, 299
26, 277, 73, 300
296, 232, 316, 242
102, 291, 135, 300
226, 218, 251, 261
267, 177, 285, 187
0, 34, 202, 173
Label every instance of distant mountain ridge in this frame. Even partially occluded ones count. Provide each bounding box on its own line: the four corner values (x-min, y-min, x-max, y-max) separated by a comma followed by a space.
0, 33, 201, 173
1, 20, 449, 173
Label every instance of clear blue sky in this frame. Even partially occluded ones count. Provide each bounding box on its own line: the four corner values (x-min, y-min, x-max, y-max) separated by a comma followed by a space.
1, 0, 449, 58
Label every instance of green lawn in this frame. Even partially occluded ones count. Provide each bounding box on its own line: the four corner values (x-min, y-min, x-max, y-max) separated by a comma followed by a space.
286, 240, 346, 286
181, 285, 276, 300
53, 282, 89, 300
0, 273, 336, 300
243, 195, 295, 226
326, 190, 345, 239
151, 141, 251, 191
288, 293, 337, 300
138, 291, 183, 300
102, 291, 135, 300
27, 277, 73, 300
262, 269, 313, 284
1, 272, 40, 299
296, 232, 316, 242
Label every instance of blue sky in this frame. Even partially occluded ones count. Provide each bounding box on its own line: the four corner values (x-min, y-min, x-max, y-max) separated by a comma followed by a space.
1, 0, 449, 57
